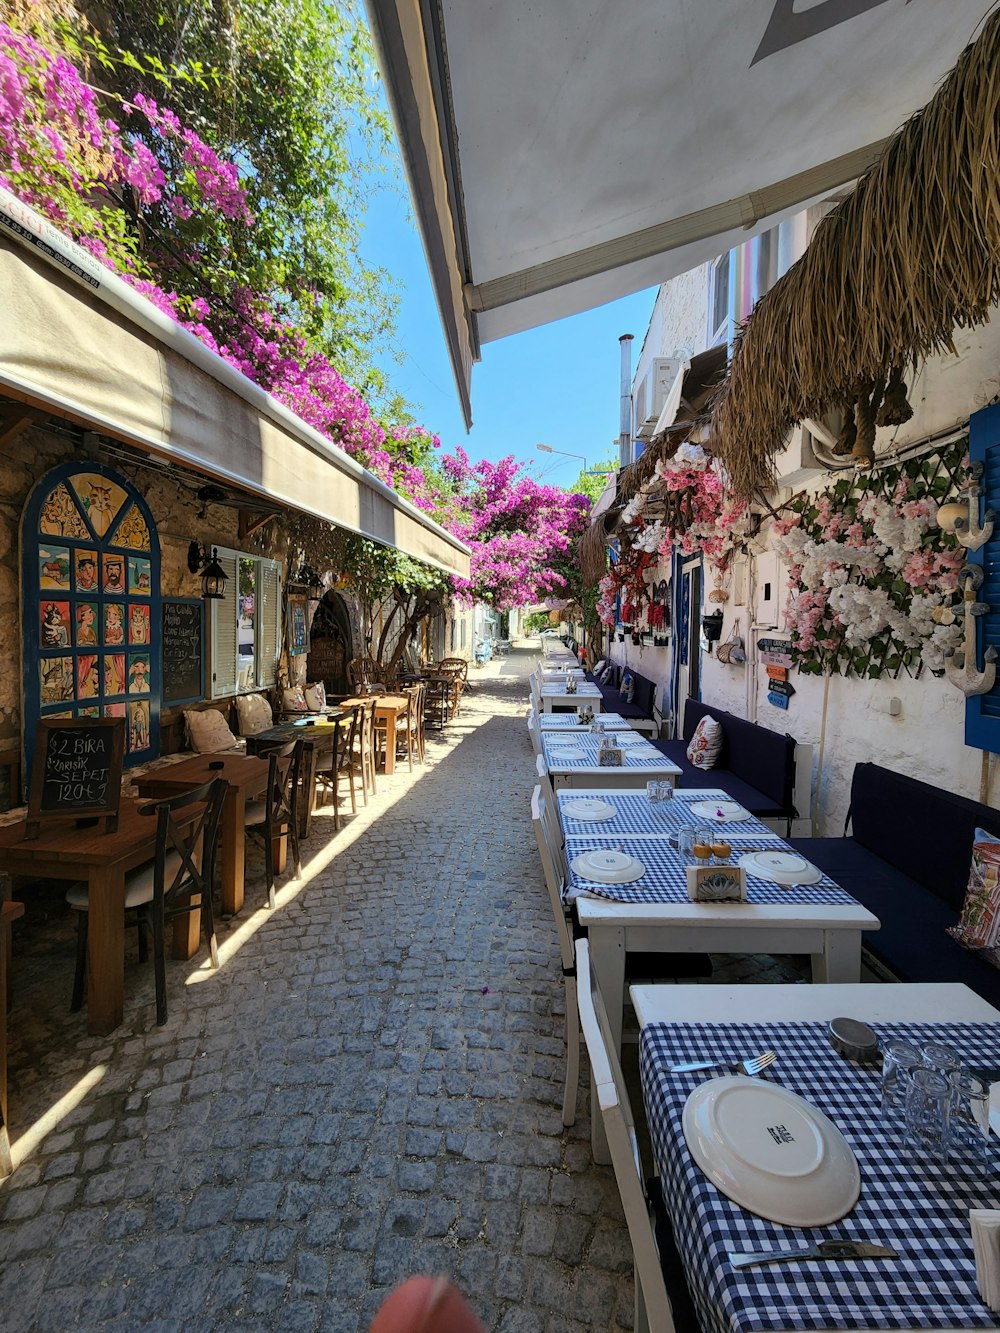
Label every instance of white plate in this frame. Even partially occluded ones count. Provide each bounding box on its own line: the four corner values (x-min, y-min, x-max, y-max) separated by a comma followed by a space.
683, 1076, 860, 1226
689, 800, 752, 821
563, 798, 616, 821
570, 849, 645, 884
615, 732, 645, 745
548, 745, 585, 758
739, 850, 822, 886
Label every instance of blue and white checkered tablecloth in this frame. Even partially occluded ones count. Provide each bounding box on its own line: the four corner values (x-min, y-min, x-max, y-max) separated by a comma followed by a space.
564, 836, 852, 906
543, 736, 677, 771
640, 1020, 1000, 1333
559, 789, 777, 839
539, 713, 630, 729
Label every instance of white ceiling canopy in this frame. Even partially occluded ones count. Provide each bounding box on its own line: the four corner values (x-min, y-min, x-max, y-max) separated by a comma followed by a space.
366, 0, 994, 426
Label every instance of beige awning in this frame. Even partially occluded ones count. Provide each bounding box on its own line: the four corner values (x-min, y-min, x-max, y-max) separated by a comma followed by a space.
0, 204, 470, 580
366, 0, 990, 428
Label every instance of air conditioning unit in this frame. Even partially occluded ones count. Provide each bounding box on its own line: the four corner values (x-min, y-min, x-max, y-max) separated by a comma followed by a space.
772, 420, 835, 488
633, 357, 685, 440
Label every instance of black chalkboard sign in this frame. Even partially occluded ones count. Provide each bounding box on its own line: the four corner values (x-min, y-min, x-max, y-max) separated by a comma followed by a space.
26, 717, 125, 837
162, 597, 204, 705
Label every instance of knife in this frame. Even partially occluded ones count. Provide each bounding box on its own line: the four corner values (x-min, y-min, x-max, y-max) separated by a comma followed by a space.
728, 1240, 899, 1269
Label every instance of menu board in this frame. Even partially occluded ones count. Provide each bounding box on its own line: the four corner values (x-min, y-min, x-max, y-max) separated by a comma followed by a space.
162, 598, 204, 705
26, 716, 125, 836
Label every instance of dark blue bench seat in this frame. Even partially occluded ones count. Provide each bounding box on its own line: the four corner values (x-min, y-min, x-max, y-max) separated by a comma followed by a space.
789, 762, 1000, 1008
651, 699, 797, 824
585, 664, 657, 728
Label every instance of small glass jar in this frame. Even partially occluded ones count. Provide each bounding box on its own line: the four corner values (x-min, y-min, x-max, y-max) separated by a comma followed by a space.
947, 1070, 991, 1169
880, 1038, 922, 1123
905, 1067, 950, 1159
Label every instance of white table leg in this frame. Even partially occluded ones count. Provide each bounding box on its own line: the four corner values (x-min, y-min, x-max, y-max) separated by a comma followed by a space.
586, 925, 626, 1165
812, 928, 863, 983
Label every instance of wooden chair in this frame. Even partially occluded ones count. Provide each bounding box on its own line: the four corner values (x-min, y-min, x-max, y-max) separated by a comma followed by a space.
423, 677, 451, 731
437, 658, 468, 716
68, 778, 227, 1027
348, 656, 382, 692
576, 938, 680, 1333
315, 707, 361, 830
244, 740, 302, 908
352, 698, 378, 802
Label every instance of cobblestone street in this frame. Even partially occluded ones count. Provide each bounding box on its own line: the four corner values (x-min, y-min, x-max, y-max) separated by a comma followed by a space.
0, 647, 804, 1331
1, 650, 640, 1332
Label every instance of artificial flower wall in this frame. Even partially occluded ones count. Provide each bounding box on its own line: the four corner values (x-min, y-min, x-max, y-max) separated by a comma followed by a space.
772, 444, 966, 677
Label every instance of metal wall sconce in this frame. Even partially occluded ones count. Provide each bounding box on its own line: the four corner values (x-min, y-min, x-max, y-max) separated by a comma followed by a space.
937, 462, 995, 551
187, 541, 229, 600
290, 562, 324, 600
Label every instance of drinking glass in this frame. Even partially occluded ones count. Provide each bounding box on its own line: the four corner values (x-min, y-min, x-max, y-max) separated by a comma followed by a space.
656, 780, 674, 804
922, 1040, 964, 1080
677, 824, 699, 857
646, 780, 662, 806
948, 1071, 991, 1169
905, 1067, 950, 1158
880, 1038, 922, 1123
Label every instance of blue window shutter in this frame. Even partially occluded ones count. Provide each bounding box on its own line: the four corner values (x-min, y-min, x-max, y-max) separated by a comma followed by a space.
965, 403, 1000, 751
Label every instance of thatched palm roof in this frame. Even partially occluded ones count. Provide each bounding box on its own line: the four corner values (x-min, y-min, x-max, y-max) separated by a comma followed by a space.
712, 7, 1000, 499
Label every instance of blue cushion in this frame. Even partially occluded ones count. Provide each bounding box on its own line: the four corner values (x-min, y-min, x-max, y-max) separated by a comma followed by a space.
681, 700, 794, 809
789, 837, 1000, 1008
651, 740, 785, 816
850, 764, 1000, 913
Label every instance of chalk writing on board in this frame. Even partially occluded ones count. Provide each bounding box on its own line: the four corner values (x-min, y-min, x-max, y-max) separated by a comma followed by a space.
26, 717, 125, 836
162, 598, 204, 704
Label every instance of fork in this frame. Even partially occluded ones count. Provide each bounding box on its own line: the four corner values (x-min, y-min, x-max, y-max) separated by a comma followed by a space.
662, 1050, 777, 1076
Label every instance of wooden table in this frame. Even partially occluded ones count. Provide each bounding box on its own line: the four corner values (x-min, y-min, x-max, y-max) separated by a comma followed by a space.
247, 713, 348, 838
1, 899, 24, 1174
135, 752, 271, 920
0, 800, 199, 1035
339, 695, 410, 774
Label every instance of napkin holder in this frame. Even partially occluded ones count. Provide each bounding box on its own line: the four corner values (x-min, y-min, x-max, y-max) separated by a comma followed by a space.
686, 863, 747, 902
565, 678, 578, 694
598, 737, 623, 767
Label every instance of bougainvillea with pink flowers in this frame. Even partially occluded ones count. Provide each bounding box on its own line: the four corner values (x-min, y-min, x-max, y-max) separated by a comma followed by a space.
0, 17, 589, 610
772, 446, 966, 676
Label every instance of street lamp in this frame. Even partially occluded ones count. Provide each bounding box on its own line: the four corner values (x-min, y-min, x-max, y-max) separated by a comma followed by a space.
536, 442, 588, 473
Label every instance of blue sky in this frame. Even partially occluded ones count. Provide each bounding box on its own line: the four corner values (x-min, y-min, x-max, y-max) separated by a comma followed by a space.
359, 171, 657, 487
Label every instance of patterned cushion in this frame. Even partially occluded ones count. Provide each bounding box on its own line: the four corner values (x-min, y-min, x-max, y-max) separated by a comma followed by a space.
234, 693, 273, 736
282, 685, 308, 712
620, 670, 635, 704
685, 714, 723, 770
184, 707, 239, 754
304, 681, 327, 712
947, 829, 1000, 966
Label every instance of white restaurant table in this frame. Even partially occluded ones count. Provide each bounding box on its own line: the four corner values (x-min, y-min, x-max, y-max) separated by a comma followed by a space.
538, 713, 631, 730
539, 681, 603, 714
630, 982, 1000, 1333
541, 732, 681, 789
565, 788, 879, 1158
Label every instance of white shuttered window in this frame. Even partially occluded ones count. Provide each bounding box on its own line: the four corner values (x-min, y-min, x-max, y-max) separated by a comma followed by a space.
210, 549, 281, 698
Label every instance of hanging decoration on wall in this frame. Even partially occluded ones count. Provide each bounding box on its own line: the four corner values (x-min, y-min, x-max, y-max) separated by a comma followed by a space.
936, 462, 995, 552
944, 565, 997, 696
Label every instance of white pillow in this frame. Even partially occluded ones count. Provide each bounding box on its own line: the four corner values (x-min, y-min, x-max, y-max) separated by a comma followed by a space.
304, 681, 327, 711
592, 658, 608, 676
234, 693, 273, 736
282, 685, 308, 712
686, 715, 723, 770
184, 707, 240, 753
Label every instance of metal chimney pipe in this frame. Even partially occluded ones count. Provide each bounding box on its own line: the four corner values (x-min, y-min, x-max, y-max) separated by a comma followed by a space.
618, 334, 634, 468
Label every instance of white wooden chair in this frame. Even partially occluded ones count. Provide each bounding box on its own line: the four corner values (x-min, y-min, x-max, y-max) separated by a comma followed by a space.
530, 786, 580, 1126
527, 711, 542, 758
534, 754, 561, 854
576, 938, 677, 1333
